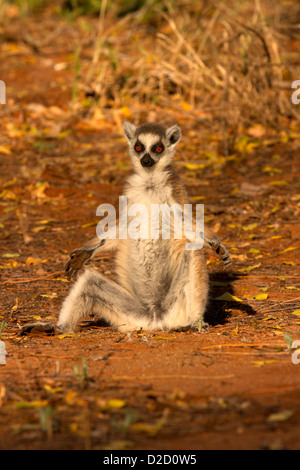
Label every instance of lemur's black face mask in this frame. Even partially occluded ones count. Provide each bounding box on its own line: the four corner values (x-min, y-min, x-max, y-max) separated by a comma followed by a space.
140, 153, 156, 168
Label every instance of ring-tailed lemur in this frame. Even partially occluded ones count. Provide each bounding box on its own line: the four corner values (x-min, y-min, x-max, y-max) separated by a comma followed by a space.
57, 122, 231, 333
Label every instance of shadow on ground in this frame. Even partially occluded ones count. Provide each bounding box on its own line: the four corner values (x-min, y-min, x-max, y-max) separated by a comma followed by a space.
205, 271, 257, 326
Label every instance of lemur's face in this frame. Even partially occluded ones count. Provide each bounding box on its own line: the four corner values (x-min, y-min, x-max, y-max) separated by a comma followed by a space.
133, 132, 165, 168
123, 122, 181, 173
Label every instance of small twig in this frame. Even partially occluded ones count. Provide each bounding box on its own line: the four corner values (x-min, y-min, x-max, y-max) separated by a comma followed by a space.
111, 374, 235, 381
200, 342, 284, 350
1, 271, 65, 284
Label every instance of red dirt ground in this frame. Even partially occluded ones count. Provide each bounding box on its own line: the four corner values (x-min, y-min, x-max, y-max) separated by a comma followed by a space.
0, 7, 300, 450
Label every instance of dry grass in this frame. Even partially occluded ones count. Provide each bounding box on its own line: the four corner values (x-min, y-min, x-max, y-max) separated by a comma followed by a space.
66, 0, 300, 149
1, 0, 300, 150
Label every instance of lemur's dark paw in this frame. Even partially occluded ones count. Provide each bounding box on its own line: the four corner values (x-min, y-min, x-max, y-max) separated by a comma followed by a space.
218, 244, 232, 268
65, 248, 92, 279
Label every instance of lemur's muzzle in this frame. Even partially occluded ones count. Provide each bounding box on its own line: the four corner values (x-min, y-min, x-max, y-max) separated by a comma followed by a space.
141, 153, 156, 168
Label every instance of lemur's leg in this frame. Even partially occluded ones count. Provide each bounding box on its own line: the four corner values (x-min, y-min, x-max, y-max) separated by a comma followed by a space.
57, 268, 148, 333
161, 251, 209, 330
204, 227, 231, 267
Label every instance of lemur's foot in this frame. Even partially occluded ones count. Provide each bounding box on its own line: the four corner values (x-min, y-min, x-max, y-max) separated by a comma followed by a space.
19, 321, 55, 335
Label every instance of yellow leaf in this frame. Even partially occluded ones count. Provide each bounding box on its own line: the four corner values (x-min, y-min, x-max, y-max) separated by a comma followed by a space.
65, 391, 78, 404
31, 226, 47, 233
40, 293, 58, 298
81, 221, 98, 228
262, 166, 282, 174
38, 219, 56, 225
11, 298, 19, 311
238, 264, 261, 273
190, 195, 205, 201
184, 163, 205, 171
131, 417, 166, 436
0, 385, 6, 406
253, 293, 269, 300
102, 399, 126, 410
14, 400, 48, 408
69, 423, 78, 433
230, 326, 239, 335
26, 257, 43, 265
267, 410, 293, 423
44, 385, 63, 394
242, 223, 258, 231
249, 248, 260, 254
285, 286, 299, 290
1, 260, 18, 269
271, 204, 280, 213
0, 145, 11, 155
279, 246, 298, 254
53, 277, 69, 283
131, 423, 158, 435
58, 334, 75, 339
2, 253, 20, 258
214, 292, 242, 302
181, 101, 192, 111
58, 130, 72, 139
269, 180, 288, 186
282, 261, 295, 266
291, 310, 300, 317
120, 106, 132, 119
0, 189, 17, 201
252, 360, 276, 367
155, 336, 172, 340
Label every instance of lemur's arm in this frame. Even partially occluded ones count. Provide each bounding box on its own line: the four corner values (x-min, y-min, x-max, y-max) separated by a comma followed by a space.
65, 227, 231, 279
65, 237, 118, 280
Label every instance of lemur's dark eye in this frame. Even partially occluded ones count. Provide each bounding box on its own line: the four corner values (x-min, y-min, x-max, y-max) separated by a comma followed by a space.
135, 144, 143, 152
152, 144, 164, 153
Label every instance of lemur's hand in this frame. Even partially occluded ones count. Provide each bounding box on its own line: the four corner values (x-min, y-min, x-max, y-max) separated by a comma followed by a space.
65, 248, 92, 280
204, 228, 231, 268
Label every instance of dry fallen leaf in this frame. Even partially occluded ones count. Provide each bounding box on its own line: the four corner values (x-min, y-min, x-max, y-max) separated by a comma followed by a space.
253, 293, 269, 300
184, 163, 206, 171
58, 334, 75, 339
213, 292, 242, 302
0, 145, 11, 155
242, 223, 258, 231
252, 360, 276, 367
14, 400, 49, 409
269, 180, 288, 186
279, 246, 298, 254
2, 253, 20, 258
26, 257, 43, 265
267, 410, 293, 423
102, 399, 126, 410
238, 264, 261, 273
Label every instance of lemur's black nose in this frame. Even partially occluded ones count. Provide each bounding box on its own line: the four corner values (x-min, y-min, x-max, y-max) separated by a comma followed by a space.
141, 153, 156, 168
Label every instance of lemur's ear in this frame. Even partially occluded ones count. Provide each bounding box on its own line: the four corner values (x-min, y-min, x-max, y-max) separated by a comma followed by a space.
166, 125, 181, 147
123, 121, 137, 142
